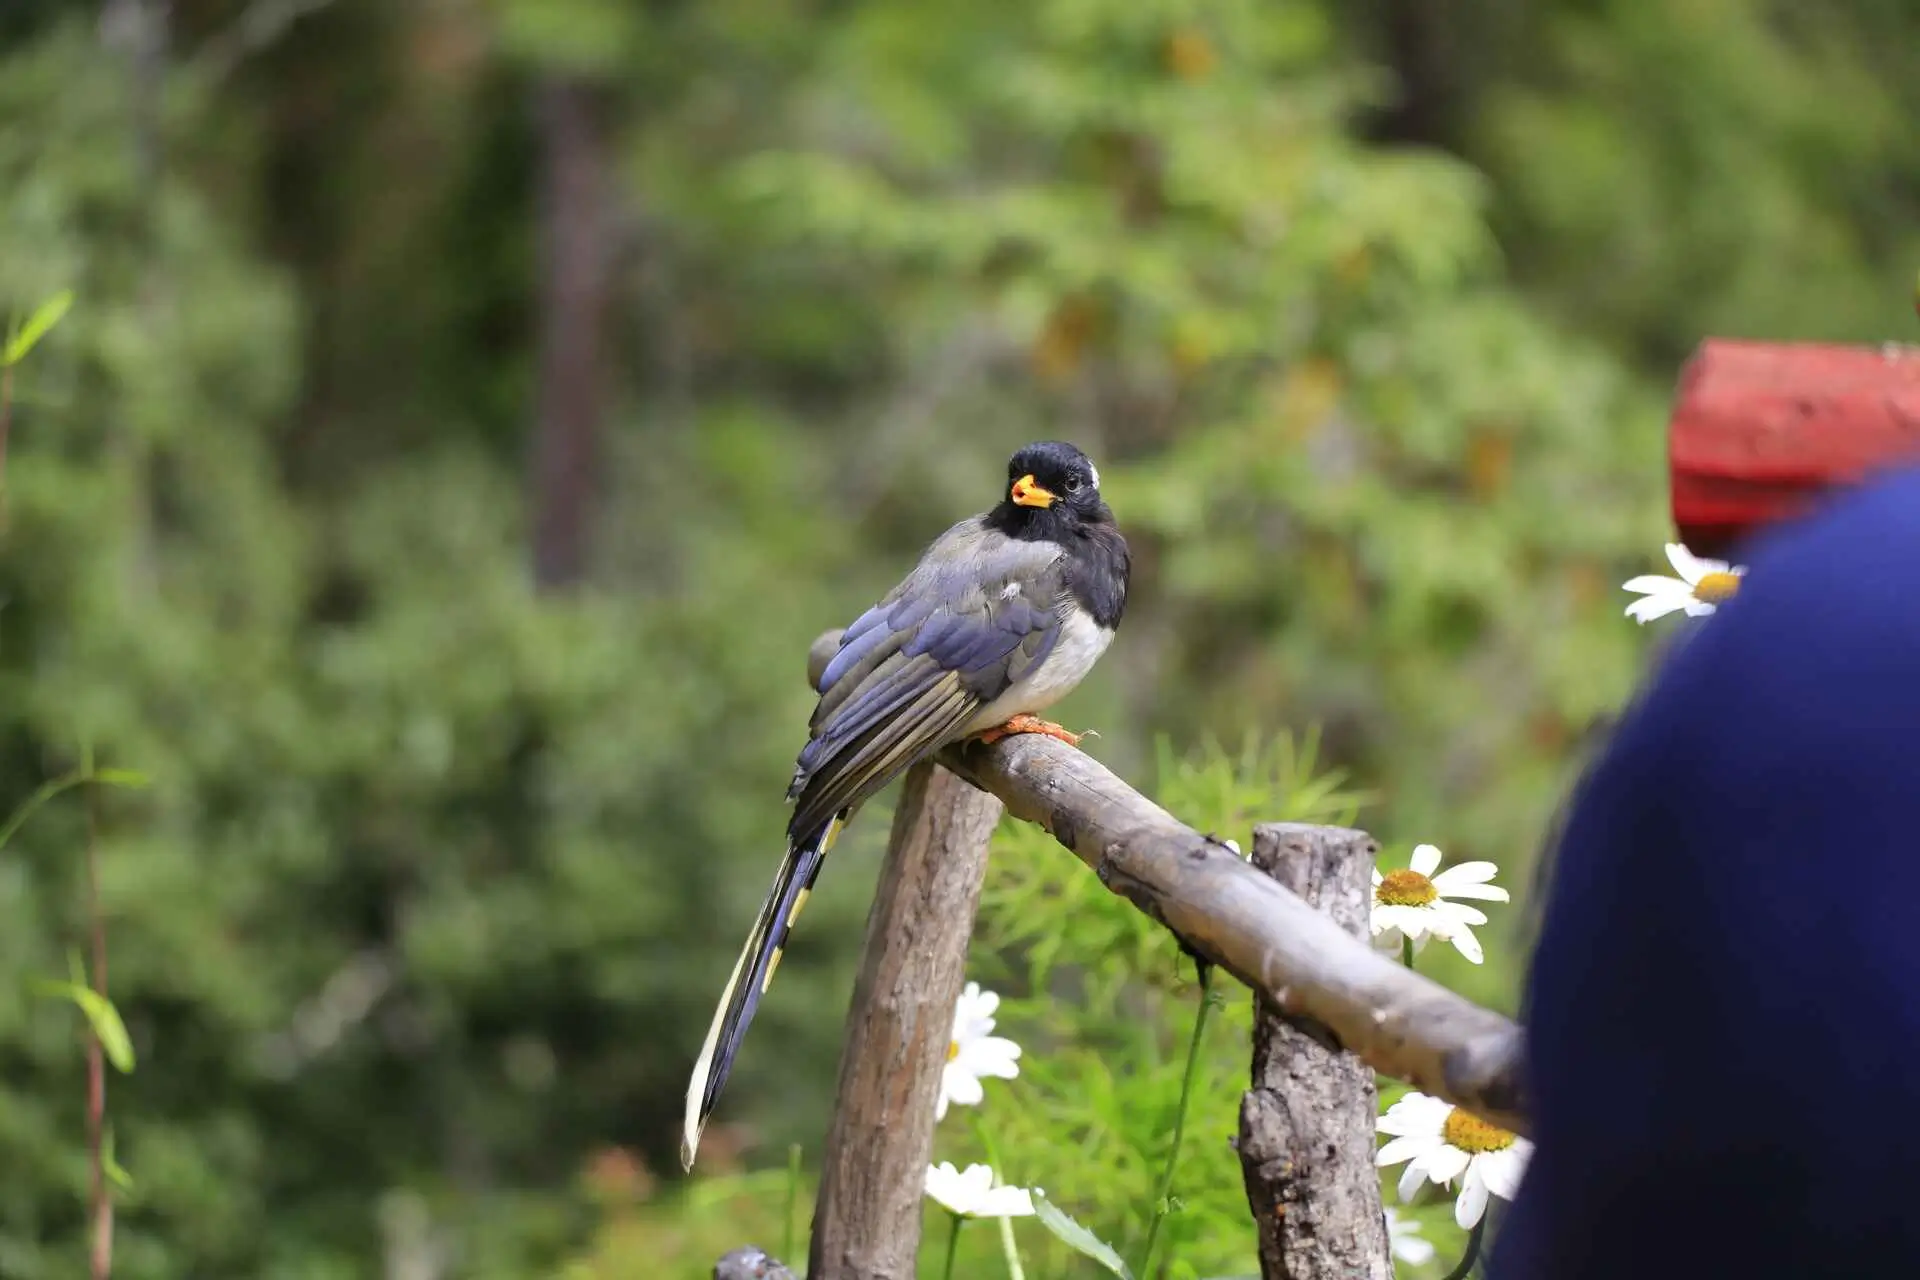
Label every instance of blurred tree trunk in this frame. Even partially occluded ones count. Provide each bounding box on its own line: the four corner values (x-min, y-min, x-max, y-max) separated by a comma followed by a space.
1372, 0, 1457, 146
528, 77, 614, 590
101, 0, 169, 598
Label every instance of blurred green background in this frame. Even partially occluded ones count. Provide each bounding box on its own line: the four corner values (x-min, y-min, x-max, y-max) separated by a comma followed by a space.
0, 0, 1914, 1275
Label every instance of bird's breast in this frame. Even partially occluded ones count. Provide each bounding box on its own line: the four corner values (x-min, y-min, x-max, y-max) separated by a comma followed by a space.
962, 609, 1114, 734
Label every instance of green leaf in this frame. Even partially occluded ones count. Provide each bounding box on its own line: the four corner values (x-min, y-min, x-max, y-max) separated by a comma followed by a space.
0, 764, 150, 852
0, 770, 88, 852
3, 289, 74, 367
31, 979, 136, 1073
1032, 1193, 1133, 1280
102, 1126, 134, 1192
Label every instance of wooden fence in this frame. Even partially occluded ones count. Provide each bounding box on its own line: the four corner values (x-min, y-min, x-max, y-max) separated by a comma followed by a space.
710, 631, 1527, 1279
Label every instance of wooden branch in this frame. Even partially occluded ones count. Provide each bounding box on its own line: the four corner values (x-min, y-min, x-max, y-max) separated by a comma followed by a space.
806, 629, 1527, 1134
1238, 824, 1392, 1280
806, 761, 1005, 1280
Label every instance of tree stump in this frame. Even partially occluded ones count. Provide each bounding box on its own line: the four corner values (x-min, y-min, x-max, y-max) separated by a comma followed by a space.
1237, 824, 1393, 1280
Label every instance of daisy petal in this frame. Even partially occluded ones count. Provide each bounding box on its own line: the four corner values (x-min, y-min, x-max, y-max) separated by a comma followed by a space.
1480, 1146, 1529, 1201
1627, 594, 1688, 623
1422, 1144, 1471, 1186
1455, 1170, 1490, 1229
1410, 844, 1442, 876
1431, 861, 1500, 886
1432, 901, 1489, 929
1376, 1135, 1436, 1167
1373, 906, 1433, 941
1435, 881, 1510, 903
1392, 1232, 1435, 1266
1621, 574, 1688, 595
942, 1068, 984, 1109
1445, 923, 1485, 965
1378, 1092, 1452, 1134
1664, 543, 1720, 585
1397, 1159, 1427, 1203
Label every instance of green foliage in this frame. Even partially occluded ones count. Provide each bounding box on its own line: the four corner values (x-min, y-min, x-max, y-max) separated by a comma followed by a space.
947, 738, 1362, 1279
31, 969, 134, 1075
2, 288, 71, 368
1033, 1193, 1134, 1280
0, 0, 1914, 1275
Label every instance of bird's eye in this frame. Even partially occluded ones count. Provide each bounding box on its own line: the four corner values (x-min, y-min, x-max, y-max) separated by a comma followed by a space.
1063, 476, 1082, 493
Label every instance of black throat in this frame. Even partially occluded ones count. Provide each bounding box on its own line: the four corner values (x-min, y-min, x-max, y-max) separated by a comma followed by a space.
985, 500, 1131, 631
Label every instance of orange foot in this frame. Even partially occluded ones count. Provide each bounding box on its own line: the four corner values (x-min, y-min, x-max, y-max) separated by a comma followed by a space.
974, 714, 1086, 747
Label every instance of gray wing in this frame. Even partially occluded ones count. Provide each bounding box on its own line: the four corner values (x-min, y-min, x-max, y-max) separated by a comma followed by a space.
785, 518, 1066, 840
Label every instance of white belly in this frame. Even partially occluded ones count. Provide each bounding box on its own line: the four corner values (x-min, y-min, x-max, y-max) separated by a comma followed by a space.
961, 610, 1114, 735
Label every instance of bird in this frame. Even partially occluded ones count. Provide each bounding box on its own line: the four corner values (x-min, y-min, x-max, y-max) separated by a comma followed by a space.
680, 440, 1129, 1170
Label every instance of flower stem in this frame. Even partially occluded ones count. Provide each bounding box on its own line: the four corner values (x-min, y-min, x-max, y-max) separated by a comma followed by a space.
1138, 965, 1215, 1278
997, 1212, 1026, 1280
84, 781, 112, 1280
942, 1212, 963, 1280
1441, 1214, 1486, 1280
968, 1120, 1027, 1280
1401, 935, 1415, 969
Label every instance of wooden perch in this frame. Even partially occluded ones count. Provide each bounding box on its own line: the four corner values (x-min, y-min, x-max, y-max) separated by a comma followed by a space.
806, 630, 1527, 1134
1238, 824, 1393, 1280
807, 761, 1004, 1280
1670, 339, 1920, 558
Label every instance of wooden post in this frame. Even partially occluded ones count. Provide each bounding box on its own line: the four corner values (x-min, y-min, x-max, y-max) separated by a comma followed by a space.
806, 761, 1004, 1280
1237, 824, 1393, 1280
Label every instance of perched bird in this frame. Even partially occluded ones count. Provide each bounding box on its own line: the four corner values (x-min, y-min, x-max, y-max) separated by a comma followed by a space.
681, 440, 1129, 1170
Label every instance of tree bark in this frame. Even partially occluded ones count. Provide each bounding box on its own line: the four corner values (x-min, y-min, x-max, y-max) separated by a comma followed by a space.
806, 762, 1004, 1280
528, 76, 614, 590
1238, 824, 1393, 1280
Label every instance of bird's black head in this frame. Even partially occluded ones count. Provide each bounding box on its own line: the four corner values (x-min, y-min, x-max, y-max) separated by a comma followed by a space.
986, 441, 1113, 539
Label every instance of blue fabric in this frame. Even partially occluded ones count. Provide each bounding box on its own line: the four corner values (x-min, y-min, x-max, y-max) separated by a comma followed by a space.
1492, 465, 1920, 1278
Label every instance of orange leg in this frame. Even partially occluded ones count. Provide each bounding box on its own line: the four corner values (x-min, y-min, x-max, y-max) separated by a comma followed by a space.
974, 713, 1085, 747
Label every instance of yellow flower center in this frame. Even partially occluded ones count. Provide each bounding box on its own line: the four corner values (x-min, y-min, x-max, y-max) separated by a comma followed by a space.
947, 1039, 960, 1062
1442, 1108, 1517, 1155
1693, 571, 1741, 604
1375, 868, 1437, 907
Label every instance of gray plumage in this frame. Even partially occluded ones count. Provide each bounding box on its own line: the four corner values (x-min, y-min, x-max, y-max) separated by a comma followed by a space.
789, 517, 1099, 838
682, 441, 1126, 1170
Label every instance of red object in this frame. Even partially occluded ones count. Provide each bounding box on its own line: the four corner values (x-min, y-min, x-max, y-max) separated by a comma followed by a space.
1668, 339, 1920, 558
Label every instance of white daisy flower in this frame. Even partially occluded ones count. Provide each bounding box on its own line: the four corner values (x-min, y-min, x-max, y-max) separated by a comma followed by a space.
1383, 1206, 1435, 1266
1622, 542, 1747, 623
1371, 844, 1508, 965
1377, 1092, 1531, 1230
923, 1162, 1036, 1218
938, 982, 1021, 1121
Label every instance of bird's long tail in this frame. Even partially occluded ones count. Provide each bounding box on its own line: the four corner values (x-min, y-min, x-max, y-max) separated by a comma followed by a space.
681, 814, 844, 1171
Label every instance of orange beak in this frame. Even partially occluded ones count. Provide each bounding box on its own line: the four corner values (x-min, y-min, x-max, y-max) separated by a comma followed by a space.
1010, 474, 1056, 509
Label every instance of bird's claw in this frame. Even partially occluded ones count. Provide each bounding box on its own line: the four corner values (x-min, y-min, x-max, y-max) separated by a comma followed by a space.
975, 714, 1086, 747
